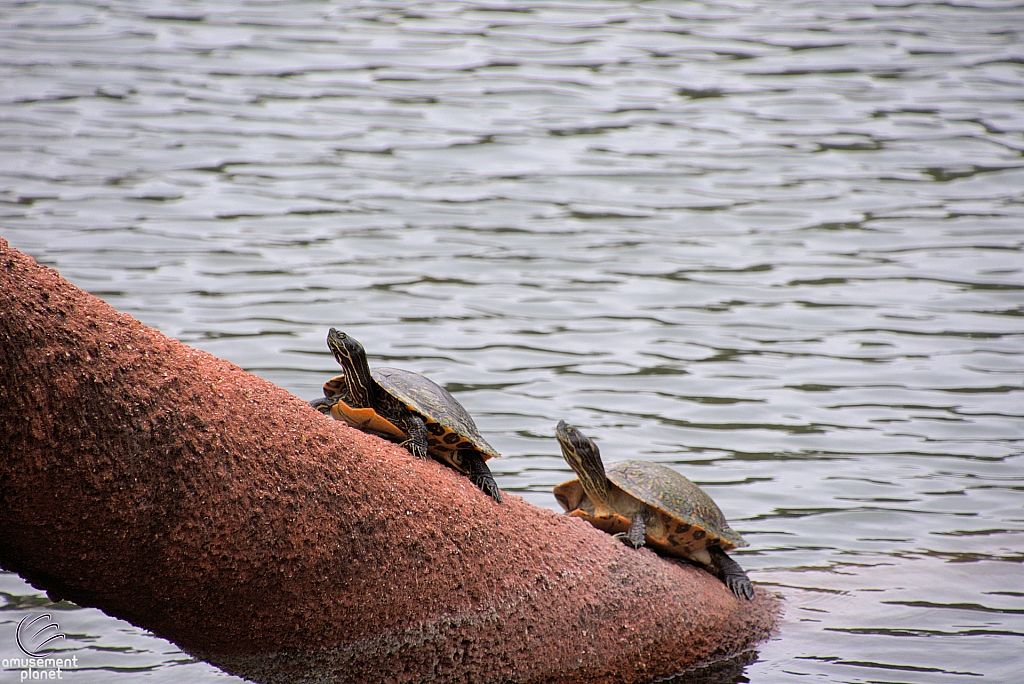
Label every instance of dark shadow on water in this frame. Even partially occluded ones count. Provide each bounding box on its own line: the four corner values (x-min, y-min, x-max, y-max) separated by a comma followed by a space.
649, 650, 758, 684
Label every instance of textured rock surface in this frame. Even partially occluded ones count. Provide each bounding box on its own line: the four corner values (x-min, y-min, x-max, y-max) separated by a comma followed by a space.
0, 237, 780, 683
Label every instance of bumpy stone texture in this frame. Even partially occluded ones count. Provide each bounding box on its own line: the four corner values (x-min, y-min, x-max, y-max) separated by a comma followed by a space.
0, 238, 780, 683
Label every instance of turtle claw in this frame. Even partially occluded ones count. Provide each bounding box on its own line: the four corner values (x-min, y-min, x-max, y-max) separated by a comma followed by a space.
619, 510, 647, 548
400, 416, 431, 460
474, 475, 503, 504
467, 453, 503, 503
707, 545, 754, 601
612, 532, 644, 549
725, 574, 754, 601
399, 439, 430, 460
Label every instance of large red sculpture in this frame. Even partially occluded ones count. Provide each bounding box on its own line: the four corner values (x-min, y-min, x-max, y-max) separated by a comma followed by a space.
0, 238, 779, 683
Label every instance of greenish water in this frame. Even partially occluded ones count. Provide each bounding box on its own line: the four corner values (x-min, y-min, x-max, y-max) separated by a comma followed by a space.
2, 1, 1022, 682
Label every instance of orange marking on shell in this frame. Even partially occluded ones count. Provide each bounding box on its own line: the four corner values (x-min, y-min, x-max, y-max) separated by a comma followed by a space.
322, 375, 346, 397
329, 402, 406, 440
652, 517, 725, 555
568, 510, 632, 536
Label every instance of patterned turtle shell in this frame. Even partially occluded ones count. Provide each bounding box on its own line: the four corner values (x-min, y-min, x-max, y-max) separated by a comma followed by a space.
554, 460, 748, 555
323, 368, 499, 461
608, 460, 748, 552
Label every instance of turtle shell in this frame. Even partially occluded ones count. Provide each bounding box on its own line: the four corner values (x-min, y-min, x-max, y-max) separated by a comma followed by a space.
554, 460, 747, 556
374, 367, 499, 461
322, 369, 499, 461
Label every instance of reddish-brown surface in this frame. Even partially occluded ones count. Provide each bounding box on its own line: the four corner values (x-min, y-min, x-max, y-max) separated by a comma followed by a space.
0, 237, 780, 684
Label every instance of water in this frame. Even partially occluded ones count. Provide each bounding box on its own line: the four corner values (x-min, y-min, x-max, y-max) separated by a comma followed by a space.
2, 1, 1023, 682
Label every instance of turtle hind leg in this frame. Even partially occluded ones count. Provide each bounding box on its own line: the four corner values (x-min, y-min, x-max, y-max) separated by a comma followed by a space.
464, 451, 502, 503
707, 545, 754, 600
613, 511, 646, 549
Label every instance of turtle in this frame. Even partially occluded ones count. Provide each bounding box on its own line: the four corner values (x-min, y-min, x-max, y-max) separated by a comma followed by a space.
553, 420, 753, 600
312, 328, 502, 503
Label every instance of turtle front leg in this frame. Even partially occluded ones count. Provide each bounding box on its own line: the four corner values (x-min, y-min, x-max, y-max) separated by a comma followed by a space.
397, 412, 430, 460
613, 510, 646, 549
463, 450, 503, 504
707, 545, 754, 601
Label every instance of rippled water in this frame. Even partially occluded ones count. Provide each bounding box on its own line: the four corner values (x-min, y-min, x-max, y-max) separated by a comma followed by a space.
2, 1, 1023, 682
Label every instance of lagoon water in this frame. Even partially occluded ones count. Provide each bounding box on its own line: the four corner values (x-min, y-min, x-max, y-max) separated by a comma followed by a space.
2, 1, 1023, 682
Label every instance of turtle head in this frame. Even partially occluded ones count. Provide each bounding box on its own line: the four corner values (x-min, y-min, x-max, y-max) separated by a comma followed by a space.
555, 420, 610, 507
327, 328, 366, 366
326, 328, 373, 405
